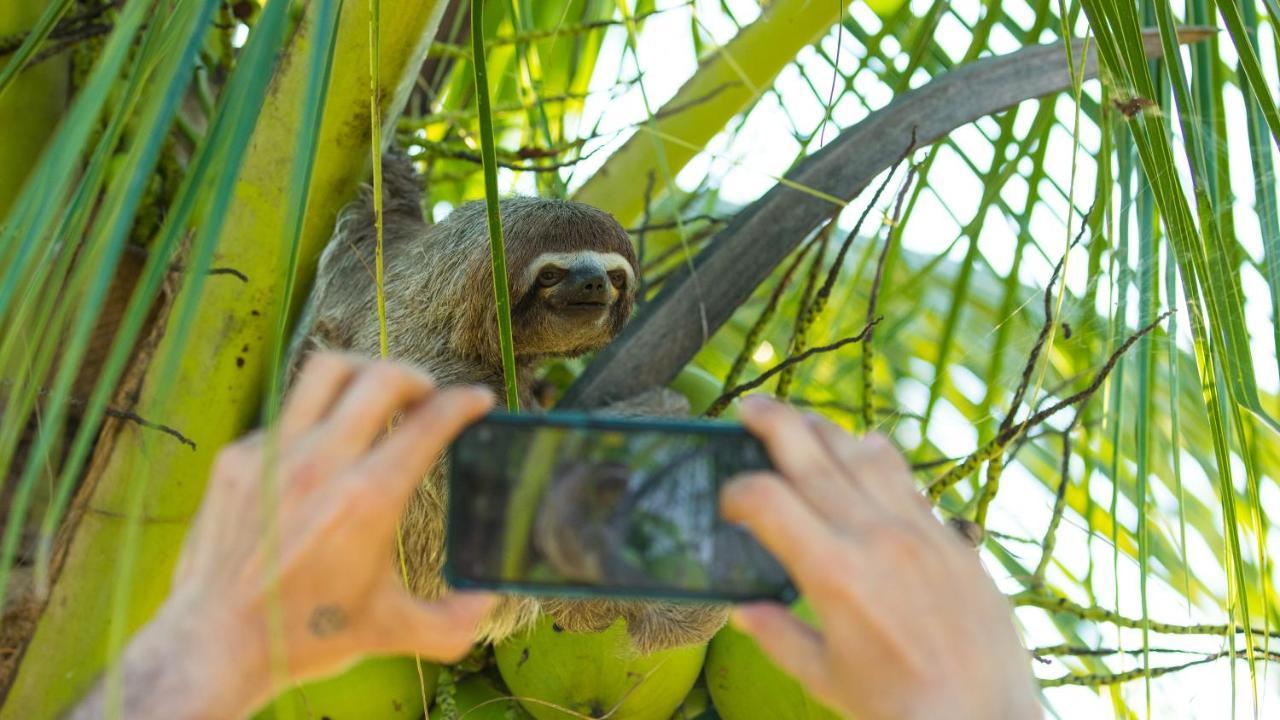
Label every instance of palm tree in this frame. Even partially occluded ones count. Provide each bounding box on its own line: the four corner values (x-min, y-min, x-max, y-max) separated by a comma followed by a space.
0, 0, 1276, 717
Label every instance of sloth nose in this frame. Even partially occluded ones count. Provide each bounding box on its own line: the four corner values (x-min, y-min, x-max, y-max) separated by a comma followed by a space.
566, 266, 610, 304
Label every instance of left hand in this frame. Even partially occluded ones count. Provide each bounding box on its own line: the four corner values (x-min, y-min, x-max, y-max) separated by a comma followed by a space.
97, 354, 496, 718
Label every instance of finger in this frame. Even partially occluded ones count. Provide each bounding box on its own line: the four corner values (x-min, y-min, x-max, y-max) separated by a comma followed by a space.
720, 471, 841, 587
730, 603, 833, 700
804, 418, 922, 516
353, 386, 494, 514
739, 396, 861, 521
367, 587, 498, 662
279, 352, 365, 442
317, 360, 437, 460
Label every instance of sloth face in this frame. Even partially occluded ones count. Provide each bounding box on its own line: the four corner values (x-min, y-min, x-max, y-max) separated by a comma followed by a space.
512, 250, 636, 357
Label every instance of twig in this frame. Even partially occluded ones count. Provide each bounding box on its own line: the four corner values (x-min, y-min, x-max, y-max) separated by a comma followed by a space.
1031, 643, 1269, 659
407, 141, 601, 172
1040, 648, 1280, 688
776, 216, 835, 396
640, 224, 720, 272
0, 0, 122, 56
712, 234, 822, 413
627, 214, 727, 234
810, 134, 913, 324
1013, 591, 1280, 641
927, 311, 1171, 500
635, 172, 656, 302
973, 201, 1095, 526
862, 159, 918, 428
429, 4, 686, 52
652, 82, 738, 120
1000, 198, 1096, 437
1, 379, 196, 450
1031, 413, 1083, 587
706, 318, 881, 416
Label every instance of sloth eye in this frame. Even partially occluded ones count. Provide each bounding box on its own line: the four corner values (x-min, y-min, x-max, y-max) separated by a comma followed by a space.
537, 267, 566, 287
607, 270, 627, 289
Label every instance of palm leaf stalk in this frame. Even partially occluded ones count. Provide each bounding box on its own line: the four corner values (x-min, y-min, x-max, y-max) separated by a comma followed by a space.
472, 0, 519, 411
0, 2, 449, 715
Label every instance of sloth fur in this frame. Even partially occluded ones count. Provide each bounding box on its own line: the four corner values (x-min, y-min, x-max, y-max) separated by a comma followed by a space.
288, 154, 726, 653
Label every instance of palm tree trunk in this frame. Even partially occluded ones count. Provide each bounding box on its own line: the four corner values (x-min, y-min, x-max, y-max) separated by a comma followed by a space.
0, 2, 448, 716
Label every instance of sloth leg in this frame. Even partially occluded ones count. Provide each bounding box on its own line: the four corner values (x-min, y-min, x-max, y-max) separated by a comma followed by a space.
400, 472, 543, 645
538, 599, 728, 654
538, 597, 631, 635
621, 602, 729, 655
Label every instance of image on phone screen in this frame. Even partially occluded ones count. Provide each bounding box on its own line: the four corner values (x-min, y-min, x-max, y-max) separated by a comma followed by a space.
446, 414, 794, 602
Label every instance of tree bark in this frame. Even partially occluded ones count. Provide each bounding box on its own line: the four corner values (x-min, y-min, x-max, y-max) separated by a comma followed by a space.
0, 1, 448, 716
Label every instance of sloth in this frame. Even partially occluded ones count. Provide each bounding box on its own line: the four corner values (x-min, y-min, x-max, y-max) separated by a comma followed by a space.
288, 154, 727, 654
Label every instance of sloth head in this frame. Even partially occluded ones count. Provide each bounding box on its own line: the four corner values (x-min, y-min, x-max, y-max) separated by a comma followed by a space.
449, 196, 638, 362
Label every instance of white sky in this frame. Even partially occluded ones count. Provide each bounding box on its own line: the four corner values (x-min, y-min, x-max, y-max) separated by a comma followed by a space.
545, 1, 1280, 717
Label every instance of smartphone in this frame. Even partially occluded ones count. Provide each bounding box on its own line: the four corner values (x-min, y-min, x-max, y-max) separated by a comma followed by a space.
445, 411, 795, 603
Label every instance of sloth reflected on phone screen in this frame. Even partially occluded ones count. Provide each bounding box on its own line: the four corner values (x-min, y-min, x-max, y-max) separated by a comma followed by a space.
448, 418, 793, 602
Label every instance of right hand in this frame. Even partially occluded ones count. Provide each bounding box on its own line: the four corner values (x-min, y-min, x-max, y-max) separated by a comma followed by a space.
721, 396, 1041, 720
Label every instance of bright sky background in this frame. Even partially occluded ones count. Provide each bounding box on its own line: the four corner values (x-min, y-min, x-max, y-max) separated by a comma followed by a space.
530, 0, 1280, 717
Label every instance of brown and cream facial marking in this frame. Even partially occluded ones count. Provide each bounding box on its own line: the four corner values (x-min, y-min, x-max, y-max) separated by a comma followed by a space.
525, 251, 634, 313
512, 250, 636, 357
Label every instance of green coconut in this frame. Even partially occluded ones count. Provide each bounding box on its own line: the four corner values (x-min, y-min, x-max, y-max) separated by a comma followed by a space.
705, 601, 842, 720
494, 615, 706, 720
452, 673, 533, 720
254, 655, 439, 720
669, 681, 714, 719
668, 364, 737, 418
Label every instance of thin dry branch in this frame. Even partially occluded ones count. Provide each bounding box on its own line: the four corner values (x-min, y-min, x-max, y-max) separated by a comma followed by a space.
862, 159, 918, 428
713, 234, 823, 411
1000, 199, 1096, 436
1039, 648, 1280, 688
1013, 591, 1280, 641
776, 215, 836, 396
927, 311, 1172, 500
706, 318, 881, 416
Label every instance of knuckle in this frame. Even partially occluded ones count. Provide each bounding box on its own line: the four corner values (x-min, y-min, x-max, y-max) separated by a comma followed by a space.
366, 359, 432, 392
303, 351, 352, 378
802, 542, 861, 593
860, 520, 928, 561
809, 542, 855, 575
286, 452, 329, 491
342, 480, 390, 521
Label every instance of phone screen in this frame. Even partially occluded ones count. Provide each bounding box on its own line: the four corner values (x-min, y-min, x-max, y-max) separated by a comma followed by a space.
445, 412, 793, 602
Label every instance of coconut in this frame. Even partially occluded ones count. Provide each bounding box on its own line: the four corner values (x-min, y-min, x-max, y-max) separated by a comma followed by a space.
669, 680, 713, 719
705, 600, 841, 719
452, 673, 533, 720
494, 615, 706, 720
254, 655, 439, 720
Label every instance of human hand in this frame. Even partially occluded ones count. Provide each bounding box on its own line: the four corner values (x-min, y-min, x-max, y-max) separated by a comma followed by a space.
75, 354, 496, 719
720, 396, 1041, 720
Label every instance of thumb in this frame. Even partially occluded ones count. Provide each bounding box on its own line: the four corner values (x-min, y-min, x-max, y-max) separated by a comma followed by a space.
368, 585, 497, 662
731, 603, 834, 701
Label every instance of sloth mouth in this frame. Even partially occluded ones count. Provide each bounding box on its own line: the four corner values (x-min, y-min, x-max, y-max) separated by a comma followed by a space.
566, 301, 609, 308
